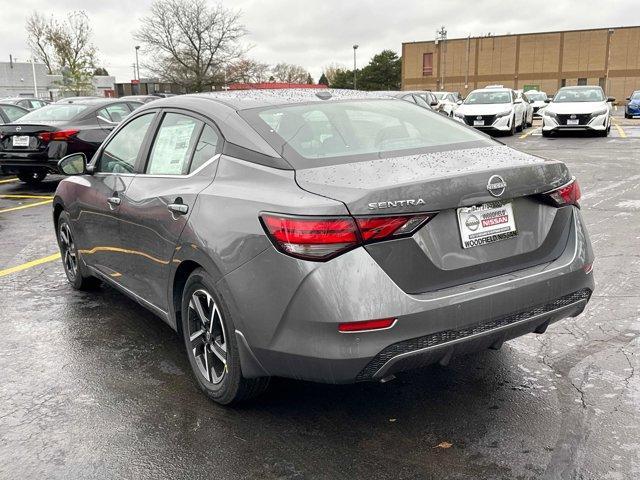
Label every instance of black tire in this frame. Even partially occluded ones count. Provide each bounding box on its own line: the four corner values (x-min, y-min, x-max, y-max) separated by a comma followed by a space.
18, 171, 47, 184
56, 211, 101, 290
509, 115, 516, 135
181, 268, 269, 405
542, 129, 552, 137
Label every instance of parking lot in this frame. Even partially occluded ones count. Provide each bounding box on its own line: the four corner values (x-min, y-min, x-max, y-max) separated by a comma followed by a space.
0, 111, 638, 480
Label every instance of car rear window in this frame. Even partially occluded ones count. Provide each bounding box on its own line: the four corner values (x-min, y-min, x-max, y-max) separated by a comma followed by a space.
17, 104, 89, 122
243, 99, 492, 167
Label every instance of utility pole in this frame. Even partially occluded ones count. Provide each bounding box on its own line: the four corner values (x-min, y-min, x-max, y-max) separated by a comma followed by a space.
30, 59, 38, 97
353, 44, 359, 89
436, 26, 447, 91
604, 29, 614, 95
135, 45, 141, 80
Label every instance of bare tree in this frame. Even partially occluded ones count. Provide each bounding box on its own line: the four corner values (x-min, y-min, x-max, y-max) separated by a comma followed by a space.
25, 10, 97, 95
135, 0, 247, 92
271, 63, 310, 84
26, 12, 55, 74
226, 58, 270, 84
323, 63, 346, 85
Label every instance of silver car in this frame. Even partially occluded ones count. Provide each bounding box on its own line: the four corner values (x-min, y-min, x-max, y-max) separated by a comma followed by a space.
52, 89, 595, 405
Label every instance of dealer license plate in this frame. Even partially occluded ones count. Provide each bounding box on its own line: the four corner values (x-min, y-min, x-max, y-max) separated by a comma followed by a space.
12, 135, 30, 147
457, 201, 517, 249
473, 120, 484, 126
566, 118, 579, 125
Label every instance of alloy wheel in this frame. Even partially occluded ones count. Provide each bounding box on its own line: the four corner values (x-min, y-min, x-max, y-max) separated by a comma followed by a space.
188, 289, 227, 384
59, 223, 78, 280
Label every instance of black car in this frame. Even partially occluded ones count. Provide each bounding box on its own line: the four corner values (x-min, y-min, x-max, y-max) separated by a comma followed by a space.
1, 97, 50, 110
0, 103, 29, 124
0, 98, 142, 184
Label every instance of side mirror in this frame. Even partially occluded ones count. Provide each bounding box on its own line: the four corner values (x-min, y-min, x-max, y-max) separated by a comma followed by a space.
58, 152, 90, 175
607, 96, 615, 103
456, 100, 463, 105
544, 98, 552, 103
430, 100, 438, 107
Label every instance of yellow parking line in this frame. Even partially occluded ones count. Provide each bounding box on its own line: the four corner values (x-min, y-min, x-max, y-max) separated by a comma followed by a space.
0, 194, 54, 200
0, 252, 61, 277
0, 199, 53, 214
611, 120, 627, 138
0, 177, 18, 184
519, 128, 538, 139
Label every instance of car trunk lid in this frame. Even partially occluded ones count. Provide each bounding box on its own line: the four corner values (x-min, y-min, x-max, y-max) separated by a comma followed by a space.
295, 145, 574, 293
0, 124, 60, 152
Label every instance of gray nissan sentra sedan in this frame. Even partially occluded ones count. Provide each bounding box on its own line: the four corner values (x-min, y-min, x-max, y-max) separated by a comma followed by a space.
52, 89, 594, 405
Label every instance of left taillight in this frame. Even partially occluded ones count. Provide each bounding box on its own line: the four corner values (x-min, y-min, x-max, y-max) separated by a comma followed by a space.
38, 129, 79, 142
544, 178, 581, 207
260, 212, 434, 261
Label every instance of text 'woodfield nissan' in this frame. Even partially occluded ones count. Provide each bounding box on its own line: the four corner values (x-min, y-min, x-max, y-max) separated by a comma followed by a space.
51, 89, 594, 404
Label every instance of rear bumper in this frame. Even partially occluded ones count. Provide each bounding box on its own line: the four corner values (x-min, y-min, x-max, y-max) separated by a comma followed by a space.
220, 208, 595, 384
0, 153, 60, 174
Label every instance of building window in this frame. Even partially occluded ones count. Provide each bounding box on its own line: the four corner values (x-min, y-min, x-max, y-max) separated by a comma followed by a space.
599, 77, 606, 89
577, 78, 587, 86
422, 53, 433, 76
561, 79, 567, 87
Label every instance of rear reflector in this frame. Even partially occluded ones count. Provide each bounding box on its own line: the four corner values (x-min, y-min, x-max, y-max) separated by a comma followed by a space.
545, 178, 581, 206
261, 212, 435, 261
338, 318, 396, 333
38, 129, 79, 142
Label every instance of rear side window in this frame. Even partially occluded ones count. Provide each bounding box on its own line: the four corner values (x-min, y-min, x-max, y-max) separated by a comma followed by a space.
2, 105, 27, 122
189, 125, 220, 173
97, 103, 131, 123
97, 113, 154, 173
146, 113, 202, 175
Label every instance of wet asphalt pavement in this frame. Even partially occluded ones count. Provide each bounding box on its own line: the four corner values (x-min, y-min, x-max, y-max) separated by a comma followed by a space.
0, 114, 638, 480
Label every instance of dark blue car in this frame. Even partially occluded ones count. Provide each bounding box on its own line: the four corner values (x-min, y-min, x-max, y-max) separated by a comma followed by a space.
625, 90, 640, 118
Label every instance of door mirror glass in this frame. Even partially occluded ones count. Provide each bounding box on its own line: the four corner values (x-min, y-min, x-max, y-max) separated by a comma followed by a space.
58, 152, 88, 175
456, 100, 463, 105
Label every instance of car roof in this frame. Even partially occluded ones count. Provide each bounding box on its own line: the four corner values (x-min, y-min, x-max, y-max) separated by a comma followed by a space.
558, 85, 602, 90
54, 98, 138, 107
470, 87, 512, 93
0, 102, 29, 109
148, 88, 390, 111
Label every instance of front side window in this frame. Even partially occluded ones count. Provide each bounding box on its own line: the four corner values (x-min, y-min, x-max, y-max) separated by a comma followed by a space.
464, 91, 512, 104
97, 113, 154, 173
246, 99, 492, 166
146, 113, 201, 175
553, 87, 605, 103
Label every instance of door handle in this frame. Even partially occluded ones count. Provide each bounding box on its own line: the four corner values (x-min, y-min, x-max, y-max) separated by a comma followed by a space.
167, 203, 188, 215
107, 196, 121, 207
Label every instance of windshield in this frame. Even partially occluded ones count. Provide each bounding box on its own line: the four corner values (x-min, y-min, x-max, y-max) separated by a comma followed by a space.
553, 87, 605, 103
432, 92, 445, 100
631, 91, 640, 100
526, 92, 547, 101
464, 91, 512, 104
244, 99, 492, 165
17, 104, 88, 122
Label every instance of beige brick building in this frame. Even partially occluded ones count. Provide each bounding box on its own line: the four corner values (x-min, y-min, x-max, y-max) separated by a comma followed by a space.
402, 26, 640, 103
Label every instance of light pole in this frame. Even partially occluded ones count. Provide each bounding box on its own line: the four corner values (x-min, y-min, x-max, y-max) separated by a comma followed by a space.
436, 26, 447, 90
134, 45, 141, 81
353, 44, 359, 89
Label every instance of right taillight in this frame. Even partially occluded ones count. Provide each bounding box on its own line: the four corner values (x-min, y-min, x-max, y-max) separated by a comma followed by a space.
544, 178, 581, 207
261, 212, 435, 261
38, 129, 79, 142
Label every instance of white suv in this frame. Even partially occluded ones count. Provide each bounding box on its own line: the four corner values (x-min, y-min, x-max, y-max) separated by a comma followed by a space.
541, 86, 612, 137
454, 87, 528, 135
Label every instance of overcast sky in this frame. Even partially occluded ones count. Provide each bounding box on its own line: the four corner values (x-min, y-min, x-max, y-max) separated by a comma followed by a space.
1, 0, 637, 83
